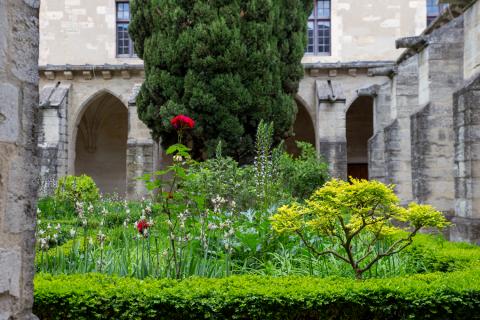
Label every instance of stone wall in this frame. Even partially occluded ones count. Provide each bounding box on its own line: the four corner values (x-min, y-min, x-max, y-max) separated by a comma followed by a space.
371, 0, 480, 243
451, 75, 480, 243
410, 15, 464, 213
0, 0, 39, 319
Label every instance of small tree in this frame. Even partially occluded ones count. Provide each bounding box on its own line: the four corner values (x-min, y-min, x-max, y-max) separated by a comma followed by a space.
270, 179, 450, 279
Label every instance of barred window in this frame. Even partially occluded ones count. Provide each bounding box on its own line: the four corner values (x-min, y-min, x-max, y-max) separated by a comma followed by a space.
116, 1, 135, 57
306, 0, 331, 56
427, 0, 449, 26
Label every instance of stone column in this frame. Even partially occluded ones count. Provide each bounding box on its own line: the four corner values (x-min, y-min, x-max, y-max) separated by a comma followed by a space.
126, 84, 158, 199
451, 75, 480, 243
37, 84, 70, 196
383, 55, 419, 205
316, 80, 347, 180
410, 16, 464, 213
0, 1, 39, 319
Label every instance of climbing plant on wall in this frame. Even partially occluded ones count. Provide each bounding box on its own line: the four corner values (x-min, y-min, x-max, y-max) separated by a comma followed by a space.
129, 0, 312, 162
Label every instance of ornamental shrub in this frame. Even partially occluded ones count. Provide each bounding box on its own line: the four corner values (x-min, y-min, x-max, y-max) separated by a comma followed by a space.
129, 0, 312, 161
54, 175, 100, 205
34, 271, 480, 319
271, 179, 451, 279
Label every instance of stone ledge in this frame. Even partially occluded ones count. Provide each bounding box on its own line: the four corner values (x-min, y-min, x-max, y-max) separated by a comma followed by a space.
303, 60, 395, 71
39, 63, 144, 72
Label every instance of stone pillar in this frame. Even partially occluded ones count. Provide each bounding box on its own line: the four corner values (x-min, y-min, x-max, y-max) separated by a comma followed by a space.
316, 80, 347, 180
410, 16, 464, 213
0, 1, 39, 319
37, 84, 70, 196
384, 55, 419, 205
451, 75, 480, 243
126, 84, 158, 199
368, 82, 391, 183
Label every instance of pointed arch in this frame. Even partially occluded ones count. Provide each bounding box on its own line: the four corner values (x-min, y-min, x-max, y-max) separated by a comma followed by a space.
73, 90, 128, 195
285, 95, 316, 156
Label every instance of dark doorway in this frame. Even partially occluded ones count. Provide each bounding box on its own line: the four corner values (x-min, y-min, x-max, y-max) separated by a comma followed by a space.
346, 96, 374, 180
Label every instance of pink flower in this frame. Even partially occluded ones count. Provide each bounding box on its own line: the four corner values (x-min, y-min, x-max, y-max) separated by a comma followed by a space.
171, 115, 195, 130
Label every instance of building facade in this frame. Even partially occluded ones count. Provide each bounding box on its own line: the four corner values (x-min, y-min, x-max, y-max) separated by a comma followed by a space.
38, 1, 480, 241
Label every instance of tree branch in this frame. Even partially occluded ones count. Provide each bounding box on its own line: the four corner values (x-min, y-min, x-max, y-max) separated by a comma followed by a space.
296, 230, 350, 264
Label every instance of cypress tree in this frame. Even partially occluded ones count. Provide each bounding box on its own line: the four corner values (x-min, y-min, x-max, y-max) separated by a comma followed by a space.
130, 0, 312, 162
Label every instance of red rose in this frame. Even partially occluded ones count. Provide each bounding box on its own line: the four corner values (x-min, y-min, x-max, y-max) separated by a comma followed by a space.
136, 219, 150, 234
171, 115, 195, 130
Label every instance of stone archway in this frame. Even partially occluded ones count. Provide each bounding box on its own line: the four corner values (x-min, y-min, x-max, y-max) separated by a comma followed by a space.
346, 96, 374, 180
285, 99, 316, 156
74, 92, 128, 195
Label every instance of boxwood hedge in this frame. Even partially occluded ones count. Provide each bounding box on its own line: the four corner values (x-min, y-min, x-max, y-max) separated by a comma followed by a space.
34, 269, 480, 320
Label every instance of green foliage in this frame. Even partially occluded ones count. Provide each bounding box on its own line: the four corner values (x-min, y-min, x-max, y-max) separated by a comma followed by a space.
271, 179, 450, 279
34, 270, 480, 320
278, 141, 330, 199
129, 0, 312, 161
54, 175, 100, 205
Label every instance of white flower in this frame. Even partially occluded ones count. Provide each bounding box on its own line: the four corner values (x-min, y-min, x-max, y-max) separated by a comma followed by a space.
39, 238, 48, 250
82, 219, 87, 227
38, 229, 45, 236
97, 231, 106, 245
134, 221, 138, 229
69, 228, 76, 237
47, 223, 52, 229
100, 219, 104, 227
207, 223, 218, 231
173, 155, 183, 162
37, 208, 41, 214
38, 219, 41, 225
55, 223, 61, 231
88, 237, 94, 245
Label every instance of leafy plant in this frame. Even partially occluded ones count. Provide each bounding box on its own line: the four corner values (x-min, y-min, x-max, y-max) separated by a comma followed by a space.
54, 175, 100, 205
271, 179, 451, 279
278, 141, 329, 199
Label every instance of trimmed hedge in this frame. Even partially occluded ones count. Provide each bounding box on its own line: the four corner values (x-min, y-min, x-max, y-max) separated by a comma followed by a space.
34, 270, 480, 320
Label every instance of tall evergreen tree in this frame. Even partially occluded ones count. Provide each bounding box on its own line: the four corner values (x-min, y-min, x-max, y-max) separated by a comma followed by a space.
130, 0, 312, 162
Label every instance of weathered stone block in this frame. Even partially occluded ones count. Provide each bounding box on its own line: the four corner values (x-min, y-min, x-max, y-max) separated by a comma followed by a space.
0, 248, 21, 298
0, 83, 20, 143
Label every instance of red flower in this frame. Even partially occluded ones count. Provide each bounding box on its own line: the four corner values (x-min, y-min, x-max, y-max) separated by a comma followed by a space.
136, 219, 151, 234
171, 115, 195, 130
